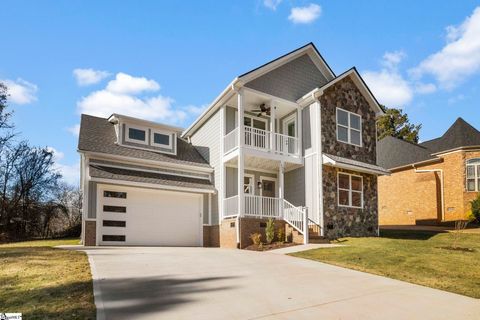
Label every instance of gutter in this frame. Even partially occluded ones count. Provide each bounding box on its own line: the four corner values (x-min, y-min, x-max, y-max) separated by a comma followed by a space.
413, 165, 445, 221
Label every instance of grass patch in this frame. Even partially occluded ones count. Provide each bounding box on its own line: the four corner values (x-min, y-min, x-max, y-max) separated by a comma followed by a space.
291, 230, 480, 298
0, 238, 95, 319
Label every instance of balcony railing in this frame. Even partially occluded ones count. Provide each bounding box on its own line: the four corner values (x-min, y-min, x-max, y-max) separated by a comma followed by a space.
223, 126, 299, 157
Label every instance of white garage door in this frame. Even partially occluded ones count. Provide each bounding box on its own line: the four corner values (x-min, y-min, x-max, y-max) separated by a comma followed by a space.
97, 184, 203, 246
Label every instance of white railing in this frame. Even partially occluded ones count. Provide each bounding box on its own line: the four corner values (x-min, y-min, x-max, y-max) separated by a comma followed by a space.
283, 199, 306, 234
223, 126, 300, 157
244, 195, 281, 218
224, 128, 238, 154
244, 126, 270, 151
223, 195, 239, 218
274, 133, 299, 156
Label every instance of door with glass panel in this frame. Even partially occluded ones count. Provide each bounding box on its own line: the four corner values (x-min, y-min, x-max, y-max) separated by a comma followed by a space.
283, 116, 296, 155
244, 116, 268, 149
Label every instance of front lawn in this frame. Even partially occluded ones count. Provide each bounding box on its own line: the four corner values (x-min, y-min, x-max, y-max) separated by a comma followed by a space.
0, 238, 95, 319
291, 230, 480, 298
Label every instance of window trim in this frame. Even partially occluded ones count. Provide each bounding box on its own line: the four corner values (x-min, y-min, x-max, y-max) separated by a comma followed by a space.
125, 124, 148, 145
336, 107, 362, 147
337, 172, 364, 209
282, 113, 297, 138
466, 158, 480, 192
151, 129, 173, 148
243, 173, 255, 195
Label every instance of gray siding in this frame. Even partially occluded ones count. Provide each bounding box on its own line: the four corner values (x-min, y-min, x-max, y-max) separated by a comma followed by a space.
87, 181, 97, 219
245, 54, 328, 102
190, 109, 222, 224
284, 167, 305, 207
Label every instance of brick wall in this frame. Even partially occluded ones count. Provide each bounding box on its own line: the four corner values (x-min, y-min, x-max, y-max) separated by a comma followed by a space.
238, 217, 287, 249
203, 225, 220, 247
84, 221, 96, 246
219, 218, 237, 248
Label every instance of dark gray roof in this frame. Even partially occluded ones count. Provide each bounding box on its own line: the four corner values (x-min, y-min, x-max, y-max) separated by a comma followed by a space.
419, 117, 480, 153
376, 136, 438, 170
89, 164, 214, 191
78, 114, 210, 168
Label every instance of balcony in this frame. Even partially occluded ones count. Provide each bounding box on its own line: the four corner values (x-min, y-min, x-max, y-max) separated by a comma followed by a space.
224, 126, 300, 157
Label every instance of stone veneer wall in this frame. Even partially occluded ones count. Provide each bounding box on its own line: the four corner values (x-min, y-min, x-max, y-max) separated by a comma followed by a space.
84, 221, 96, 246
320, 76, 377, 165
323, 166, 378, 239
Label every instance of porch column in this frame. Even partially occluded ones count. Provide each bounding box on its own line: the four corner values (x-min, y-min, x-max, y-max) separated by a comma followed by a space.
237, 89, 245, 218
279, 160, 284, 218
297, 106, 302, 156
270, 101, 276, 152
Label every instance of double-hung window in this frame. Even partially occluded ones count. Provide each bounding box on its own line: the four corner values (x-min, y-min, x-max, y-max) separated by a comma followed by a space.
466, 159, 480, 192
336, 108, 362, 146
338, 172, 363, 208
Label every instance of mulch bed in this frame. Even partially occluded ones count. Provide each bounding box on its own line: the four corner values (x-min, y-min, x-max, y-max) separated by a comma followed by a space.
437, 246, 476, 252
244, 242, 298, 251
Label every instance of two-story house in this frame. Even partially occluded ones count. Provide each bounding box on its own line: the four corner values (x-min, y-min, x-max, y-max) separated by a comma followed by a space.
377, 118, 480, 225
78, 43, 388, 247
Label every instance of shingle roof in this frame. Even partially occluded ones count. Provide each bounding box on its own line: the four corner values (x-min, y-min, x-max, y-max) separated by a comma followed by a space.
78, 114, 211, 168
376, 136, 438, 170
89, 164, 214, 191
419, 117, 480, 153
323, 153, 390, 175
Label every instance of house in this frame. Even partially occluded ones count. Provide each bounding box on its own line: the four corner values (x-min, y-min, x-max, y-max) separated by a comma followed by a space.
78, 43, 389, 247
377, 118, 480, 226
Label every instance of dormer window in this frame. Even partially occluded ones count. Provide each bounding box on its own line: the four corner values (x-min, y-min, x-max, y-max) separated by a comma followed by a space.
336, 108, 362, 147
151, 130, 172, 148
125, 125, 148, 145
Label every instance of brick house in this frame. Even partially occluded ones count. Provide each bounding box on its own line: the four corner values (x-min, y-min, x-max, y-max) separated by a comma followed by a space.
79, 43, 389, 247
377, 118, 480, 225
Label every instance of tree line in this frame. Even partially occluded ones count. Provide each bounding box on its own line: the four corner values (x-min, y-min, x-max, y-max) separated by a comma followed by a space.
0, 82, 81, 241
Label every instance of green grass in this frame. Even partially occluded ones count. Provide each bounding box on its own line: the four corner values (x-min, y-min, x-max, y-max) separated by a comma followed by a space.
0, 238, 95, 319
292, 230, 480, 298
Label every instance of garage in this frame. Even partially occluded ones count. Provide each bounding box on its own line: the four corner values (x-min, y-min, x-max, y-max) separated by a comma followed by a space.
97, 184, 203, 246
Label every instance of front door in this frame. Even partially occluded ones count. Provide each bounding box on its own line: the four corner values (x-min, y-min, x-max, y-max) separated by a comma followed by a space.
261, 178, 277, 217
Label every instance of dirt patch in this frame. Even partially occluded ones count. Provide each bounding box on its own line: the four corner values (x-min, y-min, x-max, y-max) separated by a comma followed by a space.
244, 242, 298, 251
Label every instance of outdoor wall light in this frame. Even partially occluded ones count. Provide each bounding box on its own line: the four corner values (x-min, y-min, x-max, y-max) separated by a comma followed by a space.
257, 181, 262, 189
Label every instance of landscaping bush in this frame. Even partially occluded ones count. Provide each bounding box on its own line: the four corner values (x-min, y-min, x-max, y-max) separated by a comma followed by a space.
250, 233, 262, 246
265, 218, 275, 244
276, 227, 285, 243
471, 194, 480, 223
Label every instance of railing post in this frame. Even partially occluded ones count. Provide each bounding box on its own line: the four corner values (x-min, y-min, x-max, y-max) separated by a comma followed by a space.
303, 207, 309, 245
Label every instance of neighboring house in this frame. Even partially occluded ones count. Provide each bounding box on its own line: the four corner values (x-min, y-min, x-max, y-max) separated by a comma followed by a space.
79, 43, 388, 247
377, 118, 480, 226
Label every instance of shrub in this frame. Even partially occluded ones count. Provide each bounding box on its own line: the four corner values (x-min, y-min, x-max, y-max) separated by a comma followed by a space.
265, 218, 275, 244
471, 194, 480, 222
250, 233, 262, 246
276, 227, 285, 243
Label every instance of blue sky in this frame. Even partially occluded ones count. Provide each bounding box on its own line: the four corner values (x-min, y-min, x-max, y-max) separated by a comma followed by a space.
1, 1, 479, 184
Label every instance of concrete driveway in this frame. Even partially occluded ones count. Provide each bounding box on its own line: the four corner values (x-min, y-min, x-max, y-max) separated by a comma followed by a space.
82, 246, 478, 320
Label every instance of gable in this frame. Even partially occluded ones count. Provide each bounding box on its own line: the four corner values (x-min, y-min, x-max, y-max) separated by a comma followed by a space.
244, 54, 329, 102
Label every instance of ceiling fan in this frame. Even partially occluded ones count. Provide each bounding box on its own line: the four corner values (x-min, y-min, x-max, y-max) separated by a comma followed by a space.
251, 103, 271, 117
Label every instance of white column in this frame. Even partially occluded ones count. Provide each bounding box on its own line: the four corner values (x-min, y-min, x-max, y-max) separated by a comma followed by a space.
220, 105, 226, 220
270, 101, 276, 152
208, 193, 212, 225
237, 89, 245, 218
279, 160, 284, 218
297, 107, 302, 156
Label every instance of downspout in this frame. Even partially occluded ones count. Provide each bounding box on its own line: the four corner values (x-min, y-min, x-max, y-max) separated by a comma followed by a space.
413, 165, 445, 221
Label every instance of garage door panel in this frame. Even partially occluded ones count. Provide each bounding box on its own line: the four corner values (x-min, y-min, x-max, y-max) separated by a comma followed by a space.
98, 184, 202, 246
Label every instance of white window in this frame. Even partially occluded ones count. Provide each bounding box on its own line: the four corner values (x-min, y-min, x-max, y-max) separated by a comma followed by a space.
125, 125, 148, 145
466, 159, 480, 192
244, 175, 254, 194
336, 108, 362, 147
337, 172, 363, 208
151, 129, 172, 148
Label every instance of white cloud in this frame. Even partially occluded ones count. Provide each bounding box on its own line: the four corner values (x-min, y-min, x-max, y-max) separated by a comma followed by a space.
415, 82, 437, 94
447, 93, 466, 105
288, 4, 321, 24
362, 50, 413, 107
47, 146, 79, 185
411, 6, 480, 89
263, 0, 282, 10
73, 68, 110, 86
106, 72, 160, 94
46, 147, 64, 161
2, 78, 38, 104
67, 124, 80, 136
76, 72, 201, 125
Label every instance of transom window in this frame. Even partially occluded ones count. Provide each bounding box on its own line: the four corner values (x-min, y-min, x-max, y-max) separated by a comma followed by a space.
466, 159, 480, 192
151, 130, 172, 148
336, 108, 362, 147
125, 125, 148, 145
338, 172, 363, 208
